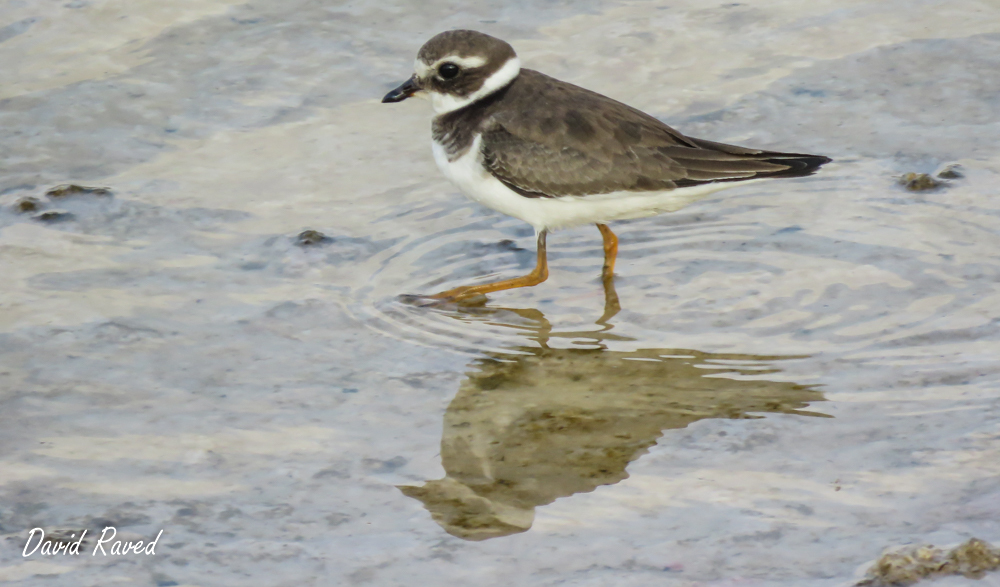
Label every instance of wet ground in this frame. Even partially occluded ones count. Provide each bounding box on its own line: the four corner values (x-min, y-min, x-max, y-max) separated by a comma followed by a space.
1, 1, 999, 585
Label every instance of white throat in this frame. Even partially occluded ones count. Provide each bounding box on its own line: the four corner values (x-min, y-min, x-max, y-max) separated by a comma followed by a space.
430, 56, 521, 115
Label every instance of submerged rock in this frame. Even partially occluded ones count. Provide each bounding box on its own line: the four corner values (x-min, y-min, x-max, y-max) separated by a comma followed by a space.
936, 164, 964, 179
45, 184, 112, 198
295, 229, 332, 246
34, 210, 75, 223
897, 172, 944, 191
13, 197, 43, 213
857, 538, 1000, 586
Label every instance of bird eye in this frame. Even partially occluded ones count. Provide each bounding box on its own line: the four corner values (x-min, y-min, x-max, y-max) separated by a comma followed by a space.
438, 63, 460, 80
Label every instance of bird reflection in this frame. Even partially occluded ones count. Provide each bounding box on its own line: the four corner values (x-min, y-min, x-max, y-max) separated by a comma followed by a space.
398, 280, 827, 540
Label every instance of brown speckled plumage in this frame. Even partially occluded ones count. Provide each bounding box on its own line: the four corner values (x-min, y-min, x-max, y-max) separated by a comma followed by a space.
433, 68, 830, 198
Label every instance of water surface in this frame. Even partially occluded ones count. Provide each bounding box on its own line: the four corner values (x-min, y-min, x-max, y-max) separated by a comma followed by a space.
1, 1, 999, 585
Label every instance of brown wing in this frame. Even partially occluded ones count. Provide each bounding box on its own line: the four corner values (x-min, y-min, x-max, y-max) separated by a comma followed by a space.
482, 69, 830, 198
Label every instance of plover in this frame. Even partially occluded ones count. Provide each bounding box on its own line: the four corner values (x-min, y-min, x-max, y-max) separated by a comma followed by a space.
383, 30, 830, 302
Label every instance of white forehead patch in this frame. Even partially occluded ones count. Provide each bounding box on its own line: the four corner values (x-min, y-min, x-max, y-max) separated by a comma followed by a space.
414, 58, 431, 78
429, 56, 521, 115
415, 54, 489, 78
436, 55, 488, 69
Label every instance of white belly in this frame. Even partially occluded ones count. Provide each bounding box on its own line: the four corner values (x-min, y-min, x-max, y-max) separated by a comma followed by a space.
432, 135, 750, 231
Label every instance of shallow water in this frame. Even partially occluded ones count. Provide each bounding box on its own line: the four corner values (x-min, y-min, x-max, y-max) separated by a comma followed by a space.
1, 1, 999, 585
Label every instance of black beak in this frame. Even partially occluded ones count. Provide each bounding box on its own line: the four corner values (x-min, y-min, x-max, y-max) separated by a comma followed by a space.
382, 75, 420, 103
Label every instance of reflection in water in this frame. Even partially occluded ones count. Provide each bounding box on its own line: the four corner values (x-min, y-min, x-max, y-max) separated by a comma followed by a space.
398, 295, 828, 541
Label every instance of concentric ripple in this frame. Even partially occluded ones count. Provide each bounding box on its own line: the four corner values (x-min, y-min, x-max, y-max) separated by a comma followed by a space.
348, 160, 1000, 378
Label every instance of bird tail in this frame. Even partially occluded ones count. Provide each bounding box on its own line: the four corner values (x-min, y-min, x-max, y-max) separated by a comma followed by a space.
684, 137, 832, 181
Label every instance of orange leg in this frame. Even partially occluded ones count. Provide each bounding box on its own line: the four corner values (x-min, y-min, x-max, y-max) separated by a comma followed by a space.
596, 224, 621, 322
431, 231, 549, 301
597, 223, 618, 280
599, 277, 621, 324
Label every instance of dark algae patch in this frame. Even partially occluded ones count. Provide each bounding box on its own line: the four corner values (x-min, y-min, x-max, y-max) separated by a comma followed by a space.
6, 184, 116, 221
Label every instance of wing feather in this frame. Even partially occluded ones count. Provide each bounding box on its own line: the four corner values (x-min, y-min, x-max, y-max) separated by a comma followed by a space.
480, 70, 830, 198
